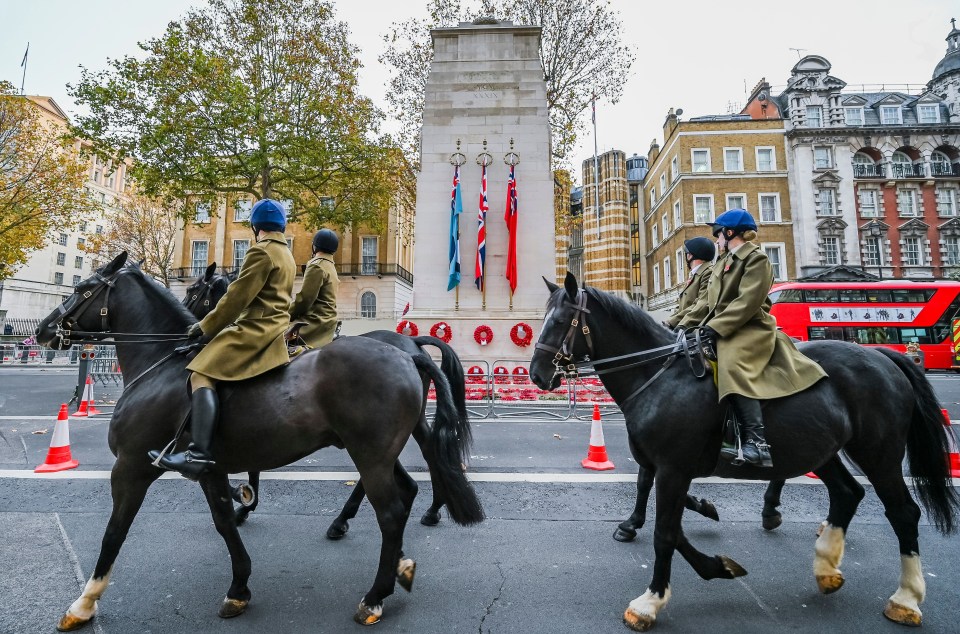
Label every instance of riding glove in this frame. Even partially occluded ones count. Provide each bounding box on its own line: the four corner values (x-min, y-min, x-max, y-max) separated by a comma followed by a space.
186, 323, 204, 339
701, 325, 719, 341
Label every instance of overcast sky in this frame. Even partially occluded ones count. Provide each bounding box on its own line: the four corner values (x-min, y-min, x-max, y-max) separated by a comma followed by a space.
3, 0, 957, 182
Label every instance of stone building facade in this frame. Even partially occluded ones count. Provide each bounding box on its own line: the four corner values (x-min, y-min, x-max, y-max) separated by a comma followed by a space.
642, 108, 796, 315
580, 149, 632, 297
775, 22, 960, 280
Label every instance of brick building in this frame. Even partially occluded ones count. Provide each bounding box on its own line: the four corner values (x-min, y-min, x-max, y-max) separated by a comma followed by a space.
579, 149, 633, 298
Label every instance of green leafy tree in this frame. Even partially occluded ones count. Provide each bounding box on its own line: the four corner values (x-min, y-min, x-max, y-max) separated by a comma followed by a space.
69, 0, 398, 231
380, 0, 634, 165
0, 83, 96, 280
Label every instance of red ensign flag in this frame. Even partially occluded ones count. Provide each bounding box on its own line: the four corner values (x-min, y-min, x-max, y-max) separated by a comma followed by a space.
504, 164, 518, 292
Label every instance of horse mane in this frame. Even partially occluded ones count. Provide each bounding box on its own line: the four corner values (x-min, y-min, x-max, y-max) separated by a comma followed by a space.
584, 285, 670, 342
116, 263, 197, 324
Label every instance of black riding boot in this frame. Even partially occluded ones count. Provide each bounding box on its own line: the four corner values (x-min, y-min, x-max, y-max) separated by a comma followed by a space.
730, 394, 773, 468
147, 387, 218, 480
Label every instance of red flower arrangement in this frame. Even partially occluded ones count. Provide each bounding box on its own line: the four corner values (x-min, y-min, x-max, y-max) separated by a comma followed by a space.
430, 321, 452, 343
510, 322, 533, 347
396, 320, 419, 336
473, 324, 493, 346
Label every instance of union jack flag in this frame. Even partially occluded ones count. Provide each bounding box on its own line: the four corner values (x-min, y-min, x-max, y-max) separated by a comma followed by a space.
475, 164, 488, 291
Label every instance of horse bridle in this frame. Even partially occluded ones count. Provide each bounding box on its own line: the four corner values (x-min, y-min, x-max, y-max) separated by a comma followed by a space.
534, 288, 595, 375
183, 276, 218, 314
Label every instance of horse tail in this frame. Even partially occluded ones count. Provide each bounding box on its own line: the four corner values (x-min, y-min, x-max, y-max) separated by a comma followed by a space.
875, 347, 960, 534
412, 335, 471, 456
411, 354, 484, 526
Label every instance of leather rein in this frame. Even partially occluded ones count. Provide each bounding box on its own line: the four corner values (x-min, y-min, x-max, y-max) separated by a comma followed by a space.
534, 289, 712, 405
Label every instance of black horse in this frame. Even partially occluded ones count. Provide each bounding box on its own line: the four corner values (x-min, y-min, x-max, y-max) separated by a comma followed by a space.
181, 265, 467, 531
36, 253, 484, 630
530, 273, 958, 631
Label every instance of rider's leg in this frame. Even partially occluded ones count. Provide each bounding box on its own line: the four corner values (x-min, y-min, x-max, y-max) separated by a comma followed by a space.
148, 372, 218, 479
729, 394, 772, 467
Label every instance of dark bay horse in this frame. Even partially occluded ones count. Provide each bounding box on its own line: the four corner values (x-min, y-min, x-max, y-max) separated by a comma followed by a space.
181, 265, 468, 531
36, 253, 484, 630
530, 273, 958, 631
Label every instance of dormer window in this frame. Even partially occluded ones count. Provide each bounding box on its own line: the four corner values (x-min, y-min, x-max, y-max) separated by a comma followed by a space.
880, 106, 902, 125
918, 104, 940, 124
806, 105, 822, 128
844, 107, 864, 126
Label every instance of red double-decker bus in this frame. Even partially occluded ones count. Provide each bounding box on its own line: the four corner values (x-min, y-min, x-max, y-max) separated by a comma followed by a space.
768, 281, 960, 370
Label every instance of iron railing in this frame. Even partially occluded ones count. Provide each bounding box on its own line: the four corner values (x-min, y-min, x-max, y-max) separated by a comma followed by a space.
337, 263, 413, 285
852, 163, 884, 178
931, 162, 960, 177
890, 163, 925, 178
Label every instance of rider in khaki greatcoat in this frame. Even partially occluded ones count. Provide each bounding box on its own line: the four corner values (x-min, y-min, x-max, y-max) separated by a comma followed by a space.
289, 229, 340, 349
665, 237, 715, 330
148, 198, 296, 479
678, 209, 826, 467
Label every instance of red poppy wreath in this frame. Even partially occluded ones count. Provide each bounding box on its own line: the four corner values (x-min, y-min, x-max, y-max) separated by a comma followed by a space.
473, 324, 493, 346
430, 321, 452, 343
396, 320, 418, 336
510, 322, 533, 347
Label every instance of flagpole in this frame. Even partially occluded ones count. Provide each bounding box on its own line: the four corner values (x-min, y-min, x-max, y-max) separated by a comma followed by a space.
592, 91, 601, 239
20, 43, 29, 95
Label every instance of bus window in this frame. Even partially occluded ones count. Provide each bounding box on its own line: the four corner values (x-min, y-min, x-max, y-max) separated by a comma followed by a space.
865, 290, 892, 302
838, 289, 867, 302
899, 328, 933, 344
768, 290, 781, 304
773, 289, 803, 303
932, 296, 960, 342
890, 289, 933, 303
808, 326, 844, 340
806, 289, 839, 303
846, 327, 894, 344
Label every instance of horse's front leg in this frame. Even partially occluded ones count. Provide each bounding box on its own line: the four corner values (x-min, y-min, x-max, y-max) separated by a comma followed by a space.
327, 479, 366, 540
233, 471, 260, 526
761, 479, 786, 531
614, 466, 655, 542
57, 460, 159, 632
412, 414, 444, 526
199, 472, 252, 619
623, 469, 689, 632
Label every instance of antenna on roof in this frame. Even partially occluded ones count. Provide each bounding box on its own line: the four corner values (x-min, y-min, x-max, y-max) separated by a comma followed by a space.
789, 48, 807, 59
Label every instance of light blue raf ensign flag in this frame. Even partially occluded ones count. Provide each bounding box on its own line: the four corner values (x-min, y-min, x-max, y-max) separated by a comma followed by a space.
447, 165, 463, 291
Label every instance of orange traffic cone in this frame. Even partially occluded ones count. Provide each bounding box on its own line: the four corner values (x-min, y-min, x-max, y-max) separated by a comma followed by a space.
84, 376, 102, 416
35, 404, 79, 473
942, 409, 960, 478
581, 404, 615, 471
72, 377, 92, 417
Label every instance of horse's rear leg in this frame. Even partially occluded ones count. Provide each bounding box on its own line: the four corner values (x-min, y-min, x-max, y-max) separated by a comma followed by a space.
762, 479, 786, 531
811, 457, 865, 595
199, 473, 252, 619
233, 471, 259, 526
412, 415, 444, 526
327, 479, 366, 540
57, 462, 158, 632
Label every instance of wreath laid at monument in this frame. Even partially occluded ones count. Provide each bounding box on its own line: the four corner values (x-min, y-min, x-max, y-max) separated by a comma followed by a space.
474, 325, 494, 346
430, 321, 452, 343
396, 320, 419, 336
510, 322, 533, 347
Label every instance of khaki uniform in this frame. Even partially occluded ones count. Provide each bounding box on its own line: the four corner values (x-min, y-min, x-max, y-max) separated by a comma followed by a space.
679, 243, 826, 401
187, 232, 296, 381
289, 255, 339, 348
665, 262, 712, 329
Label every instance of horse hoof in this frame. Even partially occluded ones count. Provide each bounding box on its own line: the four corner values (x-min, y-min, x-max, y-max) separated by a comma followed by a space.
56, 611, 92, 632
396, 558, 416, 592
326, 522, 348, 540
613, 525, 638, 543
762, 513, 782, 531
816, 573, 845, 594
234, 508, 250, 526
623, 608, 655, 632
232, 483, 256, 507
218, 597, 249, 618
719, 555, 747, 578
420, 510, 440, 527
698, 499, 720, 522
816, 520, 827, 537
354, 601, 383, 626
884, 600, 922, 627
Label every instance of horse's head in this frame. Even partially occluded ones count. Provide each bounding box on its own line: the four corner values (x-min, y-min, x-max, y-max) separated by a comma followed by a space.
529, 271, 594, 391
35, 252, 130, 349
182, 262, 231, 319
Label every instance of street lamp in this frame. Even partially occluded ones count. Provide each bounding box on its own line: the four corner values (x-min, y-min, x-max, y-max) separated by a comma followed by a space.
867, 223, 883, 280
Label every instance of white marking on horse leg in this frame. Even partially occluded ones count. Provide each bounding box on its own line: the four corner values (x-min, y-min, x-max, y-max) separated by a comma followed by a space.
397, 557, 415, 577
65, 567, 113, 621
888, 553, 925, 617
813, 523, 846, 593
624, 586, 671, 630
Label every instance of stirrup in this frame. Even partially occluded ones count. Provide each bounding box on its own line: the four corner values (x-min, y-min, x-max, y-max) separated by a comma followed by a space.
720, 441, 745, 466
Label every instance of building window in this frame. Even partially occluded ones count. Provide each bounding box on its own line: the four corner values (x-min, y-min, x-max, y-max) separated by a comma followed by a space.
661, 212, 669, 236
361, 236, 378, 275
670, 156, 679, 182
652, 264, 661, 293
844, 107, 864, 126
693, 195, 714, 223
898, 189, 918, 216
723, 148, 743, 172
54, 272, 64, 285
814, 146, 833, 169
864, 236, 884, 267
95, 225, 103, 235
652, 223, 659, 246
817, 189, 837, 216
74, 256, 83, 269
659, 173, 666, 197
191, 240, 209, 276
676, 248, 685, 280
195, 202, 211, 223
360, 291, 377, 318
286, 238, 294, 251
233, 239, 250, 270
663, 256, 671, 289
59, 233, 68, 246
77, 237, 85, 248
649, 188, 656, 207
859, 189, 879, 217
673, 201, 682, 228
903, 237, 922, 265
931, 151, 954, 176
937, 188, 958, 216
79, 221, 87, 232
725, 193, 746, 211
691, 149, 710, 173
822, 237, 840, 266
56, 252, 66, 266
944, 237, 960, 265
759, 194, 780, 222
806, 105, 822, 128
755, 147, 775, 172
880, 106, 902, 125
763, 244, 785, 281
234, 200, 252, 222
918, 105, 940, 124
72, 274, 82, 286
